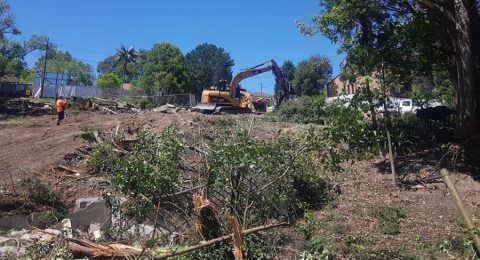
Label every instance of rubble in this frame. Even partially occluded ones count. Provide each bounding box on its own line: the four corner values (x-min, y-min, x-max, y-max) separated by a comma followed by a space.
88, 223, 102, 241
153, 103, 176, 113
70, 96, 136, 114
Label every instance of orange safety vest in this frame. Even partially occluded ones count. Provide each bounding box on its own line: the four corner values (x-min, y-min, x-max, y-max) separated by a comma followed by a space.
56, 99, 66, 112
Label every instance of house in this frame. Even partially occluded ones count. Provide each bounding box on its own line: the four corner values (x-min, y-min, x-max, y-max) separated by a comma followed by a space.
327, 74, 382, 97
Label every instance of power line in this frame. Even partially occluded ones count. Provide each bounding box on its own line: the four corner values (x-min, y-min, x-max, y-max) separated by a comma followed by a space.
54, 42, 113, 55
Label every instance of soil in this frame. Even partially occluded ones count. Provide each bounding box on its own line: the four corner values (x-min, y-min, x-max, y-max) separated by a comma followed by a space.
1, 99, 479, 259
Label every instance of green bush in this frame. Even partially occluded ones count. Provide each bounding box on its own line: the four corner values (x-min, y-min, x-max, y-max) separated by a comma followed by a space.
440, 236, 473, 257
38, 211, 60, 228
368, 207, 406, 235
79, 125, 99, 143
178, 233, 270, 260
26, 234, 73, 259
21, 178, 63, 209
104, 126, 186, 222
272, 96, 325, 124
206, 129, 331, 226
87, 143, 122, 175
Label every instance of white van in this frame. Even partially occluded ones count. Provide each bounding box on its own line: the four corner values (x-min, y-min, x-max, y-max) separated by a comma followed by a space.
398, 98, 443, 113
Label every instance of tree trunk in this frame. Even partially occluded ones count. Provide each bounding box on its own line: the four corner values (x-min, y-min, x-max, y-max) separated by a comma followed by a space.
472, 2, 480, 129
453, 0, 478, 138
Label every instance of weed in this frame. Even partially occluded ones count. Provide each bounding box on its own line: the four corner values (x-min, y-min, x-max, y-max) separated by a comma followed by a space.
368, 207, 406, 235
440, 236, 474, 258
345, 234, 375, 247
343, 233, 376, 255
21, 178, 63, 209
79, 125, 100, 143
25, 235, 73, 259
298, 212, 319, 240
87, 142, 122, 175
37, 211, 59, 228
353, 248, 421, 260
303, 235, 332, 259
177, 233, 271, 260
333, 222, 350, 235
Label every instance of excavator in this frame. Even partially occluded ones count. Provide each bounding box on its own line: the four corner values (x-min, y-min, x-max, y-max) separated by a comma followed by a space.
194, 60, 287, 114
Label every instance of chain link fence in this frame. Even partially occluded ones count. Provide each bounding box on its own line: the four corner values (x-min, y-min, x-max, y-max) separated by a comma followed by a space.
0, 83, 33, 97
126, 94, 197, 108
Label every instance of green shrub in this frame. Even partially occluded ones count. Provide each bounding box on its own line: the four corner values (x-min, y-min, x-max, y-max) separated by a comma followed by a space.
368, 207, 406, 235
87, 143, 122, 175
206, 129, 331, 226
272, 96, 325, 124
26, 234, 73, 259
38, 211, 60, 228
178, 233, 270, 260
298, 212, 319, 240
440, 236, 474, 258
79, 125, 99, 143
21, 178, 63, 209
304, 236, 332, 259
104, 126, 186, 222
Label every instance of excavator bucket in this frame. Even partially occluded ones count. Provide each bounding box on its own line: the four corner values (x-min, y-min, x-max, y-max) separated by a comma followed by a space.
193, 103, 217, 113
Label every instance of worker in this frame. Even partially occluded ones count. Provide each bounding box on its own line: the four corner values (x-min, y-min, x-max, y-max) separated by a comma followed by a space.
56, 96, 67, 126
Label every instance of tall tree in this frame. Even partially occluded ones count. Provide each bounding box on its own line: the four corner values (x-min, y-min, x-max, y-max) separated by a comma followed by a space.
116, 45, 139, 82
137, 43, 190, 95
0, 0, 20, 39
0, 1, 49, 81
96, 73, 122, 89
292, 55, 332, 96
275, 60, 296, 98
34, 50, 95, 86
185, 43, 234, 97
298, 0, 480, 138
97, 50, 144, 82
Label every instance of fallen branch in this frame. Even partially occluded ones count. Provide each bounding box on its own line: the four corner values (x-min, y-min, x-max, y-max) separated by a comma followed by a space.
28, 227, 144, 259
97, 104, 118, 115
69, 239, 142, 259
75, 147, 90, 155
441, 169, 480, 256
155, 222, 288, 259
54, 165, 80, 175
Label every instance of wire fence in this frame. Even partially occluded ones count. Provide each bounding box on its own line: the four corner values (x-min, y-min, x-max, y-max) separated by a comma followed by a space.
0, 83, 33, 97
127, 94, 197, 108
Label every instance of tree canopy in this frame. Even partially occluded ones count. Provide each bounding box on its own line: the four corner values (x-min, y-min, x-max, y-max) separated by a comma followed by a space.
292, 55, 332, 96
34, 50, 95, 86
275, 60, 296, 96
297, 0, 480, 137
136, 43, 190, 95
97, 51, 144, 82
0, 1, 49, 81
96, 73, 122, 89
116, 45, 139, 83
185, 43, 234, 97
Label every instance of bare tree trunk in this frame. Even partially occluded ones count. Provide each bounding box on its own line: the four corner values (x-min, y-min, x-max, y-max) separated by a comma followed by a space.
454, 0, 478, 138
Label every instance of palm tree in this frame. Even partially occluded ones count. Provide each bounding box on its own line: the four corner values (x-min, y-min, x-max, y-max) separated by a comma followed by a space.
116, 45, 138, 82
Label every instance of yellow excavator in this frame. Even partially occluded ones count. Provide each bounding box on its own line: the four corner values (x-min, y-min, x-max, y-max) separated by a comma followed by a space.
194, 60, 287, 114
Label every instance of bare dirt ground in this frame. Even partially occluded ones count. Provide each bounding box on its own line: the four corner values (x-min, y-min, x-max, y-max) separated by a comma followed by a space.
317, 160, 480, 259
1, 102, 479, 259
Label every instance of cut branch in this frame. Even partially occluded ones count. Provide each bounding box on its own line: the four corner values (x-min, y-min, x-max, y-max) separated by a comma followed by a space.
155, 222, 288, 259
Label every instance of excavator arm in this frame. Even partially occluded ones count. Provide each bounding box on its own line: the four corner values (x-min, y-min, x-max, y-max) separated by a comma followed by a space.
228, 60, 287, 99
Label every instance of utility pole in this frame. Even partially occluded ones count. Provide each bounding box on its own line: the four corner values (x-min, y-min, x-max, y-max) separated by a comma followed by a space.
260, 83, 263, 99
39, 37, 49, 98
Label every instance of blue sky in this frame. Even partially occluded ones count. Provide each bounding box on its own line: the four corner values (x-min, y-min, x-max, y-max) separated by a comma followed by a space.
11, 0, 344, 94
